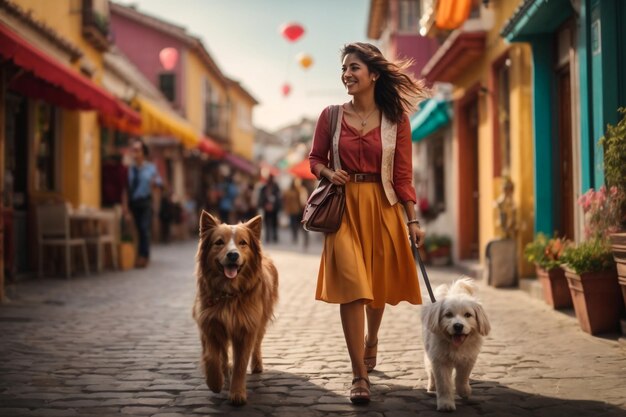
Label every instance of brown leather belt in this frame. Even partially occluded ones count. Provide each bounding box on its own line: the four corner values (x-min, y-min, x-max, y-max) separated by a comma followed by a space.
349, 173, 381, 183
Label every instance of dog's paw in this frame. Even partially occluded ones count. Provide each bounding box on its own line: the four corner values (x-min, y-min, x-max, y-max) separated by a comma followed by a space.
457, 383, 471, 399
436, 398, 456, 412
206, 373, 224, 394
229, 391, 247, 406
251, 362, 263, 374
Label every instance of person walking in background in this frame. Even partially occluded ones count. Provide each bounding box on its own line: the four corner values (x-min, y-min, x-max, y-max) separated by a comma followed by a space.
308, 42, 427, 404
159, 185, 174, 243
283, 178, 307, 244
217, 174, 239, 224
259, 174, 282, 243
123, 139, 162, 268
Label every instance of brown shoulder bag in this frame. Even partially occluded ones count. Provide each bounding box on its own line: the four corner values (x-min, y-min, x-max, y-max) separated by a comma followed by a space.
302, 105, 345, 233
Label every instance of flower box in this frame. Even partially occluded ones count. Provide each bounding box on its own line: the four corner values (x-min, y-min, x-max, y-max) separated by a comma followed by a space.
563, 266, 623, 335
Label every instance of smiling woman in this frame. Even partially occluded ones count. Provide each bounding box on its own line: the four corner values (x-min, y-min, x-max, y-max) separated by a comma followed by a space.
308, 41, 429, 405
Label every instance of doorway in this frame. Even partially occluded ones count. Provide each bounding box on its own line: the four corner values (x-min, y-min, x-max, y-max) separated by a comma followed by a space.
457, 89, 480, 260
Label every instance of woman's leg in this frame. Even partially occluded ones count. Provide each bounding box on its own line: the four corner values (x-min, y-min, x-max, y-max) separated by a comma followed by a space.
364, 305, 385, 371
340, 300, 370, 402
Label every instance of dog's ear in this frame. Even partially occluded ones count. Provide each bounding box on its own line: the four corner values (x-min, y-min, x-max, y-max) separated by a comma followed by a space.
199, 210, 219, 235
473, 302, 491, 336
422, 301, 443, 334
244, 215, 263, 240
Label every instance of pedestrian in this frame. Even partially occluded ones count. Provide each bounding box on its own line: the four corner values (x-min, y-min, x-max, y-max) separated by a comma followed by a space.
282, 178, 306, 244
123, 139, 162, 268
259, 174, 282, 243
158, 186, 174, 243
217, 174, 239, 224
308, 42, 428, 404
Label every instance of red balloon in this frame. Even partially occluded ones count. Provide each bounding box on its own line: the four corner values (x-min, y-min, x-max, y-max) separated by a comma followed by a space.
281, 83, 291, 97
280, 22, 305, 42
159, 47, 179, 71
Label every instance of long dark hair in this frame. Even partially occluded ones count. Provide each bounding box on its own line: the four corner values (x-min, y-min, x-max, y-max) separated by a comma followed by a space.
340, 42, 429, 124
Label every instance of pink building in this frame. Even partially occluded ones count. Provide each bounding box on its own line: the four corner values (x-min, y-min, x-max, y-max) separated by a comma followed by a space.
110, 3, 189, 113
367, 0, 439, 81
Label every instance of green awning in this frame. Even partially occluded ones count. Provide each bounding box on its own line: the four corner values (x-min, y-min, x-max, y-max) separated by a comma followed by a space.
500, 0, 572, 42
410, 98, 451, 142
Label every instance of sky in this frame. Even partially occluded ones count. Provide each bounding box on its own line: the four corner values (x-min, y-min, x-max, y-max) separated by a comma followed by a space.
126, 0, 371, 132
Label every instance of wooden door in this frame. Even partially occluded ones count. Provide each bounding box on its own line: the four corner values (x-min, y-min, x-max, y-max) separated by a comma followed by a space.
556, 69, 574, 239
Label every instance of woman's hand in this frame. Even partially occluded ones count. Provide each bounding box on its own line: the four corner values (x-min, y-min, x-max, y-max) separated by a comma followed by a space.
408, 223, 425, 248
325, 168, 349, 185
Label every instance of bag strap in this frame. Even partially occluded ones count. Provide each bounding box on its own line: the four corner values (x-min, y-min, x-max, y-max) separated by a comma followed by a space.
329, 105, 341, 171
411, 237, 436, 303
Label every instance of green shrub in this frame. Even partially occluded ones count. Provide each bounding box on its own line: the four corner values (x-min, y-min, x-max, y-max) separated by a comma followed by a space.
560, 238, 615, 274
424, 234, 451, 252
599, 107, 626, 229
524, 233, 571, 270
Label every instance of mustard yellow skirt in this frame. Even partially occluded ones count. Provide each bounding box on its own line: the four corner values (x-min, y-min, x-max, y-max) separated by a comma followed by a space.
315, 181, 422, 308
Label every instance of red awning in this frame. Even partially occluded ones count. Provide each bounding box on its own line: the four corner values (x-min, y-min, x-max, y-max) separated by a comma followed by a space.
0, 23, 140, 127
224, 153, 258, 176
288, 159, 316, 180
198, 136, 225, 158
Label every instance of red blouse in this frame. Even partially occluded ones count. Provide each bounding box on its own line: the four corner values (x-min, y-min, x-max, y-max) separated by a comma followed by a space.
309, 106, 416, 203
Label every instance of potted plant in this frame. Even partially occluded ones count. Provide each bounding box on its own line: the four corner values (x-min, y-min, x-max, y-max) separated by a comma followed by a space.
424, 234, 452, 266
560, 239, 622, 335
118, 215, 136, 271
599, 107, 626, 310
524, 233, 573, 309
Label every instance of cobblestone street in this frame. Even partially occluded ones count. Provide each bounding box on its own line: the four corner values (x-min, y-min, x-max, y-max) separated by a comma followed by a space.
0, 237, 625, 417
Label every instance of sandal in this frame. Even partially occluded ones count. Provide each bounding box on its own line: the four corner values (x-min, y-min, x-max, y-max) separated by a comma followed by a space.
364, 336, 378, 373
350, 376, 371, 405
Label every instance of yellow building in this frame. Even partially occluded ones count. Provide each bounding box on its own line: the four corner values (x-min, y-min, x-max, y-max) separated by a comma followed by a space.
10, 0, 116, 209
1, 0, 141, 285
226, 78, 258, 160
420, 0, 535, 277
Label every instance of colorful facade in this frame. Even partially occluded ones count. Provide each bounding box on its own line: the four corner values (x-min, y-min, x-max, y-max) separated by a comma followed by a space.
502, 0, 626, 242
0, 0, 141, 286
419, 0, 535, 276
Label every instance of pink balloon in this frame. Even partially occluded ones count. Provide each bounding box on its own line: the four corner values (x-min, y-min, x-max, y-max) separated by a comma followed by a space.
159, 47, 179, 71
281, 83, 291, 97
280, 23, 305, 42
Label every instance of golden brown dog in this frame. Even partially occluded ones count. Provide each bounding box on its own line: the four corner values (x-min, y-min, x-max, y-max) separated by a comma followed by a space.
192, 211, 278, 405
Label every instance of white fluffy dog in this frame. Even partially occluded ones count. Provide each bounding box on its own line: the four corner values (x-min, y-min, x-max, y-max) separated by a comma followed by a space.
421, 278, 491, 411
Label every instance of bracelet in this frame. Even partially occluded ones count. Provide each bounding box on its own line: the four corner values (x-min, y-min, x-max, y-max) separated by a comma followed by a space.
406, 219, 420, 226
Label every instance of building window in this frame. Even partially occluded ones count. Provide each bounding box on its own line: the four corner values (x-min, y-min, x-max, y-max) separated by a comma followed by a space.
237, 103, 252, 132
159, 73, 176, 102
34, 102, 58, 192
203, 78, 221, 133
398, 0, 421, 32
496, 58, 511, 176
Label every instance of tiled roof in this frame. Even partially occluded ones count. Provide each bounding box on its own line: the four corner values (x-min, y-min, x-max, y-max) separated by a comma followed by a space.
0, 0, 83, 60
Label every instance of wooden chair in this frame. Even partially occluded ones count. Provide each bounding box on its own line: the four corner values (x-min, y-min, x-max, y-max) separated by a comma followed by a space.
86, 209, 119, 273
37, 203, 90, 278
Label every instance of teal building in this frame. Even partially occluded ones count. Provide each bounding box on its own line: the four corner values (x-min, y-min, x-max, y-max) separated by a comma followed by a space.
501, 0, 626, 237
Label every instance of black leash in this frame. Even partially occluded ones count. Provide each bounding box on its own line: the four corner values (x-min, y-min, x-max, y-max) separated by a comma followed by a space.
411, 237, 436, 303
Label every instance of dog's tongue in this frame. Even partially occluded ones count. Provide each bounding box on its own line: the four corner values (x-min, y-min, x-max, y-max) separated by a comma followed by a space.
224, 266, 238, 279
452, 334, 467, 347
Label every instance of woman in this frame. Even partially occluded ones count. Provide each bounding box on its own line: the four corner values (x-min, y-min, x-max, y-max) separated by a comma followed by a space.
309, 42, 427, 404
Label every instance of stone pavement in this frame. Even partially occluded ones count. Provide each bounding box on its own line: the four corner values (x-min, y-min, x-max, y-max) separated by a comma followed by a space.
0, 236, 625, 417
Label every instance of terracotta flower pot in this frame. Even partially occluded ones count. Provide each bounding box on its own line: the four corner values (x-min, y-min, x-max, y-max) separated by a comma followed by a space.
535, 265, 572, 309
563, 266, 624, 335
118, 242, 136, 271
609, 232, 626, 310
